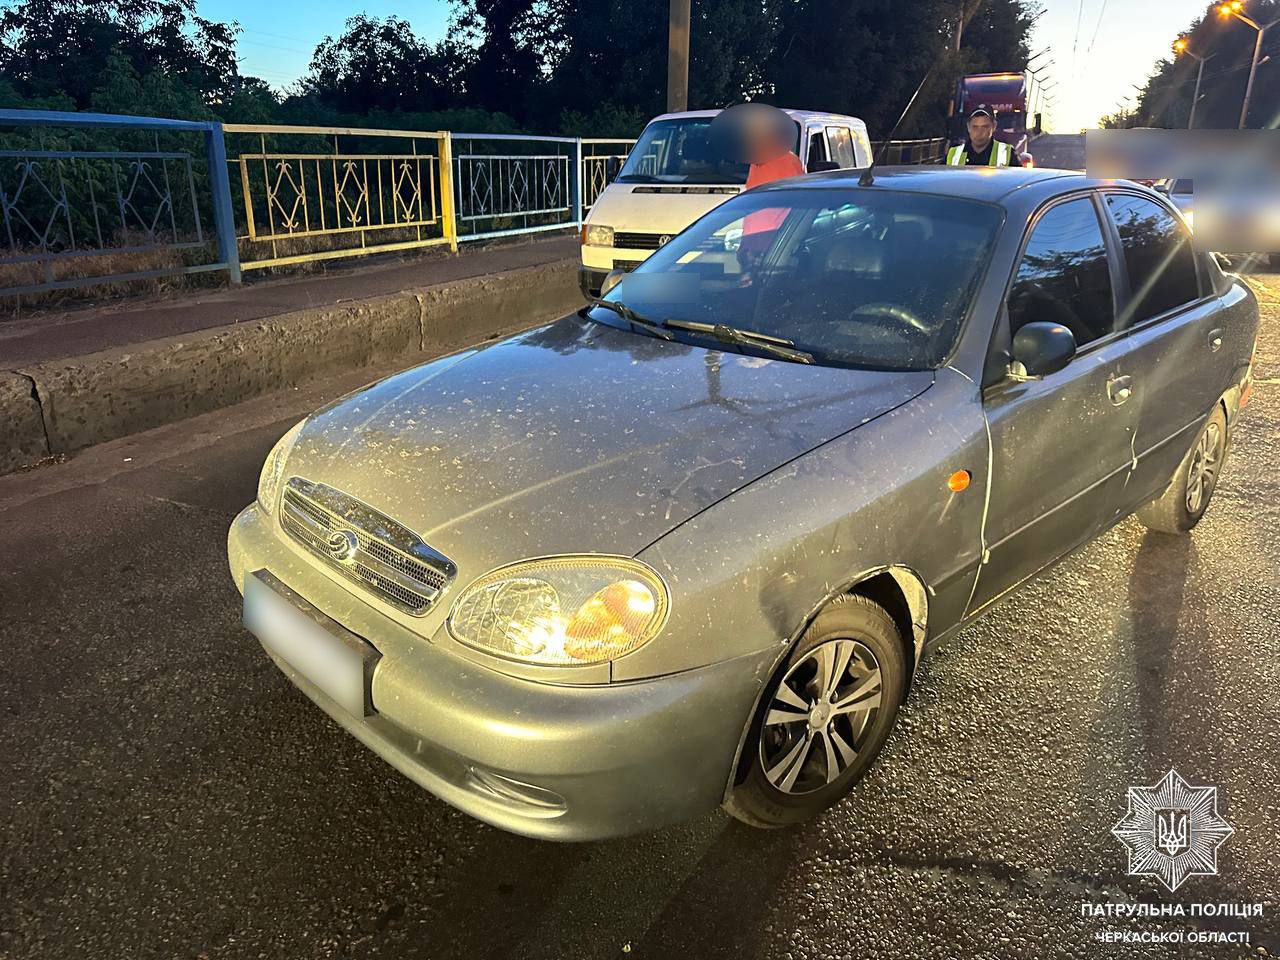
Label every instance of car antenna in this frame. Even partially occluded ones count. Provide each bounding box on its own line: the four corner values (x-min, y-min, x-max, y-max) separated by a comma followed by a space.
860, 63, 942, 187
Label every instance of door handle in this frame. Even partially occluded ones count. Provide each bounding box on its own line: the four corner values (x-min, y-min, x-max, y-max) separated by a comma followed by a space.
1208, 328, 1224, 352
1107, 375, 1133, 406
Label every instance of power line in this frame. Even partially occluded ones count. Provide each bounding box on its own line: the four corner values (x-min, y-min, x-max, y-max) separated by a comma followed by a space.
1071, 0, 1086, 75
1086, 0, 1110, 56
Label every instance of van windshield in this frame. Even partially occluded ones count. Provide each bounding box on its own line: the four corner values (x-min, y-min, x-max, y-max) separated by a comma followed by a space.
617, 117, 798, 186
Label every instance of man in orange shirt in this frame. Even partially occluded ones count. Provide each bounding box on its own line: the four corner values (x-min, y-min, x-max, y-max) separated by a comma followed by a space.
739, 116, 804, 278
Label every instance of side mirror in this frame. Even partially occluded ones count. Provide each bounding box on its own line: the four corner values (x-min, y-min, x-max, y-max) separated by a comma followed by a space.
807, 159, 840, 173
605, 156, 621, 182
600, 268, 626, 298
1010, 322, 1076, 378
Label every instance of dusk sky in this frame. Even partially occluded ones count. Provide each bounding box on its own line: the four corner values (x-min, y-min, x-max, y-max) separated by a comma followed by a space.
204, 0, 1225, 132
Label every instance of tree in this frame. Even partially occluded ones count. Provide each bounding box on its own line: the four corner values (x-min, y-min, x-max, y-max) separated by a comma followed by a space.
454, 0, 777, 132
1134, 0, 1280, 129
0, 0, 242, 109
452, 0, 546, 117
300, 15, 462, 116
765, 0, 1035, 138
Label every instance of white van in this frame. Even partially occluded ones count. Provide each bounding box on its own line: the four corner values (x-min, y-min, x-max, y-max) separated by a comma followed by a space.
579, 109, 872, 298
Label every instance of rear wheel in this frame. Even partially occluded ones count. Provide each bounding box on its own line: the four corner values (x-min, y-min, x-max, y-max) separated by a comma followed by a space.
1135, 406, 1228, 534
724, 596, 906, 829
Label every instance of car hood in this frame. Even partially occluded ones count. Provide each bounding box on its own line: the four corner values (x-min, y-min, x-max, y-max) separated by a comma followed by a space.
285, 315, 933, 573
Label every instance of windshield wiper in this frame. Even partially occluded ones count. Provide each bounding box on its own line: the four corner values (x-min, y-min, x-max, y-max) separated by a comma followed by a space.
583, 303, 814, 363
661, 318, 815, 364
582, 299, 675, 340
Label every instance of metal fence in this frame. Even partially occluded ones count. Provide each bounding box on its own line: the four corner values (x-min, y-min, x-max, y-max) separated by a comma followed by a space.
0, 110, 238, 295
450, 133, 577, 242
449, 134, 635, 240
1, 107, 952, 299
580, 139, 634, 213
223, 124, 455, 271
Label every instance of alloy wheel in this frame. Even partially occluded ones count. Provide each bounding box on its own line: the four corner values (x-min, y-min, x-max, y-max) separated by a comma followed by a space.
759, 638, 883, 795
1186, 421, 1223, 515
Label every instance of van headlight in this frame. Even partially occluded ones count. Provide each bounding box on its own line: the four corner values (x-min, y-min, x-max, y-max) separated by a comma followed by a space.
256, 420, 305, 514
448, 556, 669, 666
581, 224, 614, 247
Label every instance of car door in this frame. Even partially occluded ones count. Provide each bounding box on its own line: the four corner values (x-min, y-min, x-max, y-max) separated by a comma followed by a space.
1101, 191, 1230, 513
970, 193, 1140, 613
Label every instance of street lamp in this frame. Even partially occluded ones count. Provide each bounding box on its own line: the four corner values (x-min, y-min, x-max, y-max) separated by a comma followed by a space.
1217, 0, 1280, 128
1173, 36, 1216, 129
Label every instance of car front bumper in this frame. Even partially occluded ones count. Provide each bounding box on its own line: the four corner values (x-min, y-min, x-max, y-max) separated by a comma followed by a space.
227, 502, 774, 841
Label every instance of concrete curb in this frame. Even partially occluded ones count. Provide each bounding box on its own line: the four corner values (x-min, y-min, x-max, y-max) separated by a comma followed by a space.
0, 372, 50, 474
3, 259, 580, 475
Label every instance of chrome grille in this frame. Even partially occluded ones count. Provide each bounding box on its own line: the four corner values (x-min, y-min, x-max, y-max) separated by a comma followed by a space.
279, 477, 456, 616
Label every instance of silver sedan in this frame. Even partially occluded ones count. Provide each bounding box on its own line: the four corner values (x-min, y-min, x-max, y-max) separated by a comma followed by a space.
228, 168, 1258, 839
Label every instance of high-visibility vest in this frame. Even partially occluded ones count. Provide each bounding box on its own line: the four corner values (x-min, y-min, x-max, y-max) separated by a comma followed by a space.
946, 141, 1013, 167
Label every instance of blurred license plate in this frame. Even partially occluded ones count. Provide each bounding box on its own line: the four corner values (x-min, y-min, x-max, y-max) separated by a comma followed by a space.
243, 570, 379, 717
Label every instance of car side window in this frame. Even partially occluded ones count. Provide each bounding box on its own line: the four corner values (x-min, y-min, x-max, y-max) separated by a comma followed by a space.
1007, 198, 1116, 348
1105, 194, 1200, 324
826, 126, 856, 168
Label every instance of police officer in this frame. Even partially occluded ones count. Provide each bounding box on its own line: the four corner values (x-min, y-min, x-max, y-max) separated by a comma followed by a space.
946, 105, 1022, 167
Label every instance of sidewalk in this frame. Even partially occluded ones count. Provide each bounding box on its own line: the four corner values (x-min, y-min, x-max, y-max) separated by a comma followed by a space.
0, 235, 579, 367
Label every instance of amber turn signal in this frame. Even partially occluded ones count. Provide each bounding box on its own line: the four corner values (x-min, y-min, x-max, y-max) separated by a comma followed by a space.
948, 469, 971, 492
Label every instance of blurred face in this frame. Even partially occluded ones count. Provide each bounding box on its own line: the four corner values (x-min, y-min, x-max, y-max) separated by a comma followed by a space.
967, 114, 995, 151
746, 118, 788, 164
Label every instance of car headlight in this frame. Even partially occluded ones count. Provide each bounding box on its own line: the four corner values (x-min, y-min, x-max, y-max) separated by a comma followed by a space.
256, 420, 305, 514
448, 556, 669, 666
581, 223, 614, 247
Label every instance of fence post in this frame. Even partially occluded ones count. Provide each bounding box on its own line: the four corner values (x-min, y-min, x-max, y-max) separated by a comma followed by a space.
439, 132, 458, 253
204, 122, 241, 284
572, 138, 584, 225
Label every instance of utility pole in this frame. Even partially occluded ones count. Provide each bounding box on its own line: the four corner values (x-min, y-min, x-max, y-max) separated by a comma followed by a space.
667, 0, 691, 112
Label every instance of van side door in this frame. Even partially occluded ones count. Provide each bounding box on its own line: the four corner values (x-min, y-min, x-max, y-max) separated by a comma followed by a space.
825, 126, 858, 168
803, 125, 830, 171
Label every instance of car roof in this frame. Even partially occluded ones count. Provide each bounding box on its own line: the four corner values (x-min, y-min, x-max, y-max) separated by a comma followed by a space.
752, 165, 1110, 204
651, 109, 867, 128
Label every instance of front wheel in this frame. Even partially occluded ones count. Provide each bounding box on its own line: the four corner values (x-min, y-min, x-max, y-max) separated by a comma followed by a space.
724, 596, 906, 829
1135, 406, 1228, 534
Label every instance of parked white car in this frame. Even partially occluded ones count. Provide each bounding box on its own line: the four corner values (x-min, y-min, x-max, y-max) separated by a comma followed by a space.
579, 109, 871, 298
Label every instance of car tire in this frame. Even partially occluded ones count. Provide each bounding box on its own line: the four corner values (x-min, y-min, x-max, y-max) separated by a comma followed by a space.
1135, 405, 1228, 535
724, 595, 906, 829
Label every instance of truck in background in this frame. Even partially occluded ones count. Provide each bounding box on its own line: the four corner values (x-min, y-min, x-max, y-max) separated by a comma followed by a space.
948, 71, 1044, 165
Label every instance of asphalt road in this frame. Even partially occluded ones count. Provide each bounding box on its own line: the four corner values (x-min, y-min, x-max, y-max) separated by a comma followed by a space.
2, 276, 1277, 960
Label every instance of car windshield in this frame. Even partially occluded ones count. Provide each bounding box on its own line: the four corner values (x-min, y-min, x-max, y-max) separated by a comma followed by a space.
616, 116, 798, 186
587, 187, 1003, 370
